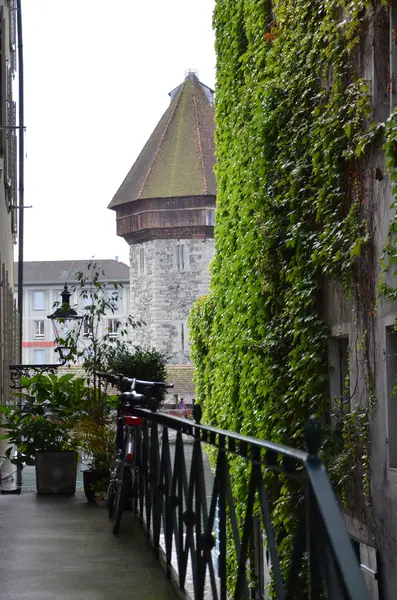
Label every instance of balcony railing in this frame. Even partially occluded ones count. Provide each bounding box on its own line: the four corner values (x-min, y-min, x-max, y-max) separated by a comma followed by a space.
129, 406, 369, 600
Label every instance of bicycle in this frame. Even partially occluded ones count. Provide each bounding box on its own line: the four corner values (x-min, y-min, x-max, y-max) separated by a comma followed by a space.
96, 371, 173, 534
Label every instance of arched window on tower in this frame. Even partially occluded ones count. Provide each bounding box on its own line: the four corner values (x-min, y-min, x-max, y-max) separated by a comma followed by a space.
138, 248, 145, 275
176, 244, 186, 272
181, 322, 185, 352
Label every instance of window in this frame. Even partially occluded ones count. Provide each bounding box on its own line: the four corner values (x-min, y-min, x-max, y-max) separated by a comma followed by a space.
181, 322, 185, 352
206, 209, 215, 226
350, 539, 380, 600
177, 321, 188, 354
34, 320, 44, 338
34, 349, 45, 365
33, 290, 45, 310
107, 289, 119, 310
386, 326, 397, 467
176, 245, 185, 271
329, 336, 350, 419
82, 292, 93, 308
108, 318, 119, 338
82, 318, 92, 338
138, 248, 145, 275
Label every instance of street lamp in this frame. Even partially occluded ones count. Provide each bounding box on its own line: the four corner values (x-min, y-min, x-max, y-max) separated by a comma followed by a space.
47, 283, 84, 363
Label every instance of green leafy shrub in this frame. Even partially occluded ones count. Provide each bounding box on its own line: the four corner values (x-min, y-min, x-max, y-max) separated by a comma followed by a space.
106, 343, 167, 382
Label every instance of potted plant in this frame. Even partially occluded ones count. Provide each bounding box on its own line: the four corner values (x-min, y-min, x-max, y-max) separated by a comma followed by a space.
75, 409, 115, 503
0, 373, 86, 494
92, 475, 111, 508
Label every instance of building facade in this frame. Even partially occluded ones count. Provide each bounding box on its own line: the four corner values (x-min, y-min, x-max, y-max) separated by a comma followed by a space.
319, 6, 397, 598
108, 72, 216, 367
0, 0, 19, 483
14, 260, 130, 365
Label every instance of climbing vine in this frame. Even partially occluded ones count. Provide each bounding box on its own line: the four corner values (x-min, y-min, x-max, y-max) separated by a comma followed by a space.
189, 0, 389, 591
380, 108, 397, 302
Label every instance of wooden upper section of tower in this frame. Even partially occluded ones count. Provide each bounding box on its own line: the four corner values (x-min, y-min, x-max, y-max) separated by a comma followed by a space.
109, 72, 217, 245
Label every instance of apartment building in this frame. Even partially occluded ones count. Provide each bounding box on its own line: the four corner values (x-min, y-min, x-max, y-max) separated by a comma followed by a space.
14, 260, 130, 365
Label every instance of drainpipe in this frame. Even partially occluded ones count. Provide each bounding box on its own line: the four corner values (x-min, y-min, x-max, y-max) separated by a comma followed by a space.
16, 0, 24, 362
14, 0, 24, 491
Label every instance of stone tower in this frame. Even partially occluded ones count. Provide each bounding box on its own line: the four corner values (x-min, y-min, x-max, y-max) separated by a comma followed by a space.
108, 72, 216, 365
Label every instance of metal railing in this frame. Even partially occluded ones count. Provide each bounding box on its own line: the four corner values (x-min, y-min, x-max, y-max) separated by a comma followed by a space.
130, 406, 370, 600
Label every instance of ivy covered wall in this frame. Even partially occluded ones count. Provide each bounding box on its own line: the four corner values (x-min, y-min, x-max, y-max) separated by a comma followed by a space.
191, 0, 375, 455
189, 0, 396, 590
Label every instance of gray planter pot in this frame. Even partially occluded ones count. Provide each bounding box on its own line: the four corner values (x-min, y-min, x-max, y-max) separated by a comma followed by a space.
35, 451, 78, 495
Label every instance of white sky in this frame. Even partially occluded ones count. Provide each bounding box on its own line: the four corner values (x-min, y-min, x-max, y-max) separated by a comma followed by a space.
20, 0, 216, 266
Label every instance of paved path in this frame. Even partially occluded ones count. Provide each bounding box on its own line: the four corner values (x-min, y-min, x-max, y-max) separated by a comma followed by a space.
0, 491, 178, 600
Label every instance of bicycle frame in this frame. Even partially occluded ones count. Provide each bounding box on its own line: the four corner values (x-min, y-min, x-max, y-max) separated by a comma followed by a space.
119, 415, 144, 463
108, 411, 145, 533
96, 370, 173, 534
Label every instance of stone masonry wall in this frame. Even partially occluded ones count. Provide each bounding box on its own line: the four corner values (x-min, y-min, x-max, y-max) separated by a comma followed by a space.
129, 238, 215, 364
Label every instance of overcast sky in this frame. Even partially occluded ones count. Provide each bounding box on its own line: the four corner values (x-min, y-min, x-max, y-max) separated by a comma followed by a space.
20, 0, 216, 266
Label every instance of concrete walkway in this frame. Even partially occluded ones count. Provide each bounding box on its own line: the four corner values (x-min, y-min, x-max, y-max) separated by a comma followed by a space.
0, 491, 178, 600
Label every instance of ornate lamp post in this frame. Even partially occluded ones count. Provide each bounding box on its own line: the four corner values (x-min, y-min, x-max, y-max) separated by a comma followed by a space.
47, 283, 84, 363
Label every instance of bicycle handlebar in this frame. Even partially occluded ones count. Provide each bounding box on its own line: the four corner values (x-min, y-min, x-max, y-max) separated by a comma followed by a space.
95, 371, 173, 391
136, 378, 174, 389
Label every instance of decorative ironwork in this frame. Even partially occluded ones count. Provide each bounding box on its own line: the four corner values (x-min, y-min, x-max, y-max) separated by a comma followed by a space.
9, 363, 63, 389
128, 408, 370, 600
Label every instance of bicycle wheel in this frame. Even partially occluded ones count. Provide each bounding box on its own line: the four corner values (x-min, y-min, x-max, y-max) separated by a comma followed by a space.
112, 465, 127, 534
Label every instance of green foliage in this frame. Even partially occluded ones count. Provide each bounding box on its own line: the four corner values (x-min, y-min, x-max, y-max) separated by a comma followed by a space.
0, 373, 86, 468
106, 343, 167, 383
75, 417, 114, 473
380, 108, 397, 300
189, 0, 382, 591
62, 260, 142, 382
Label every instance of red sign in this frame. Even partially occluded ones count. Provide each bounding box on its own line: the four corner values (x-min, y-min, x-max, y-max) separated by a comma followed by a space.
22, 341, 56, 348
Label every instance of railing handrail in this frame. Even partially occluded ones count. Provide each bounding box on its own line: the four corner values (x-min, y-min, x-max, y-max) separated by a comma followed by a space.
133, 407, 309, 463
129, 407, 370, 600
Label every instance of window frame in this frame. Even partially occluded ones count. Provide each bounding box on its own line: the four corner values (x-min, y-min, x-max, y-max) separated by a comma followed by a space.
107, 318, 119, 338
34, 319, 45, 339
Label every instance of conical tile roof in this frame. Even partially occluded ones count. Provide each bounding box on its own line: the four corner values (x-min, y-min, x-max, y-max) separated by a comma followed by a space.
109, 73, 216, 209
